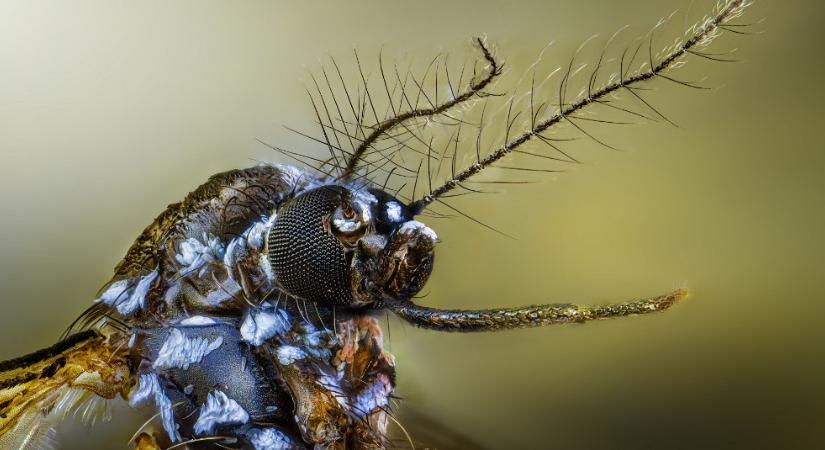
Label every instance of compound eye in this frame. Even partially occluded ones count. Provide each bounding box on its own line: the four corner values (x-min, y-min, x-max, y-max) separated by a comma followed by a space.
331, 204, 367, 242
269, 185, 356, 305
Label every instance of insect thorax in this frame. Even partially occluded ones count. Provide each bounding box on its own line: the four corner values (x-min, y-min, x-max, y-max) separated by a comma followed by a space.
91, 164, 403, 448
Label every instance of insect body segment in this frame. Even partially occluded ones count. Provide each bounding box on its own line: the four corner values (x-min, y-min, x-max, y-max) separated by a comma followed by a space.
0, 1, 754, 447
78, 165, 406, 448
64, 163, 680, 448
3, 157, 687, 450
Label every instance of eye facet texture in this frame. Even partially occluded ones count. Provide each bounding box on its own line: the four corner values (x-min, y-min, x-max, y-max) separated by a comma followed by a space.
268, 186, 355, 305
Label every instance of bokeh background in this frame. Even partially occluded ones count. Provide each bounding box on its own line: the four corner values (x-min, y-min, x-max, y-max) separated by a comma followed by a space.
1, 1, 823, 449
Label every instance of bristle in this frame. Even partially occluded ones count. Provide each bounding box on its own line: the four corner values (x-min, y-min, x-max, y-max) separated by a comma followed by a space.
0, 410, 57, 450
0, 387, 113, 450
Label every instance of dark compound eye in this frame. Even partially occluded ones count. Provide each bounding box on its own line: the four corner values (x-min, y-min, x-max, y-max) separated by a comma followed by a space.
267, 186, 355, 305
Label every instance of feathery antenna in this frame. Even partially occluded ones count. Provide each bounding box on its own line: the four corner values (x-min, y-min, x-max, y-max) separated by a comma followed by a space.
408, 0, 751, 214
339, 38, 502, 180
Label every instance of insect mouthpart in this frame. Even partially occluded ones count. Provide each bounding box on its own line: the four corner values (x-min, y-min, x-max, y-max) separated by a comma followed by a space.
266, 184, 437, 308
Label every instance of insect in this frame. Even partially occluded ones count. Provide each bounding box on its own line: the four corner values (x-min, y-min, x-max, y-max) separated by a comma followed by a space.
0, 1, 752, 448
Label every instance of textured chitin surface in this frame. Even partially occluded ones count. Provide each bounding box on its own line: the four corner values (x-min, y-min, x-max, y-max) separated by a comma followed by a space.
0, 1, 760, 447
85, 164, 397, 449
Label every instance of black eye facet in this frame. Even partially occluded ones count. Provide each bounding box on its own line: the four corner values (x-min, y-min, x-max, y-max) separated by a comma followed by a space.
268, 186, 355, 305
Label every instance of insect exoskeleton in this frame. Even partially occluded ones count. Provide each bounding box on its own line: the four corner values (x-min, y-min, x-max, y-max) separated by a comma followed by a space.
0, 0, 755, 446
267, 184, 437, 307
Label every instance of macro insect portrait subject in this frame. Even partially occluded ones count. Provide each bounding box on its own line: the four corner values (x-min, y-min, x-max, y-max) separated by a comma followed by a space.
6, 0, 824, 449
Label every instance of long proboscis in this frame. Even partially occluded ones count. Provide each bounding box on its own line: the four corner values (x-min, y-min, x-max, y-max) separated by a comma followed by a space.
385, 289, 686, 332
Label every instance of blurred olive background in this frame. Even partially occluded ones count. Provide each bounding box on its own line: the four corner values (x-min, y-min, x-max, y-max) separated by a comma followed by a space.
1, 1, 823, 449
